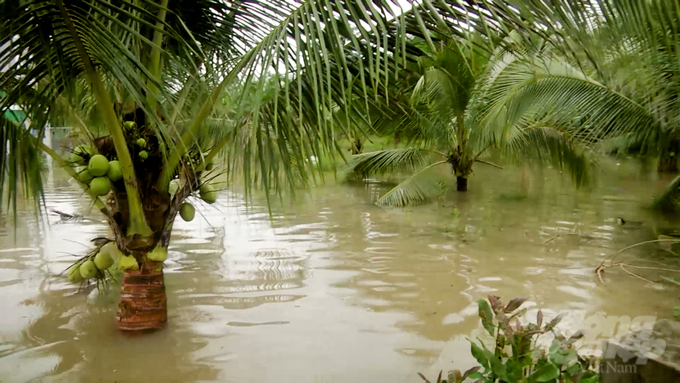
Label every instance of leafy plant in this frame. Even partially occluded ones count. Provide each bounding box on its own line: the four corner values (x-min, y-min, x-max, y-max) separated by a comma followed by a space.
420, 296, 599, 383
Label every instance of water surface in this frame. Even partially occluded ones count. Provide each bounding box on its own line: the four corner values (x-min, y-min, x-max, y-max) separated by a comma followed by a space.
0, 161, 678, 382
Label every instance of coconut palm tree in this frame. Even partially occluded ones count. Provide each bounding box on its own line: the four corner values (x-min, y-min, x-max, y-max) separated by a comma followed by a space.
345, 36, 590, 206
0, 0, 485, 332
446, 1, 680, 207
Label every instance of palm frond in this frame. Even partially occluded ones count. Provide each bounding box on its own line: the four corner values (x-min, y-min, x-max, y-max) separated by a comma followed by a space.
651, 175, 680, 212
344, 148, 440, 178
376, 160, 448, 207
0, 112, 44, 223
480, 53, 663, 151
515, 125, 590, 187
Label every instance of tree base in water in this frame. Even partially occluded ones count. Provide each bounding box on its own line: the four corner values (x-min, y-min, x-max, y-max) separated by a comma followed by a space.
116, 260, 167, 332
658, 157, 679, 173
456, 176, 468, 191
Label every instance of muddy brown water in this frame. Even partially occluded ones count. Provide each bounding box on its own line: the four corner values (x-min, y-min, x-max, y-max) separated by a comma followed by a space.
1, 161, 679, 382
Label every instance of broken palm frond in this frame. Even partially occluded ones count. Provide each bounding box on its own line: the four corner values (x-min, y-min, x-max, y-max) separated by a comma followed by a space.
608, 238, 680, 265
595, 238, 680, 285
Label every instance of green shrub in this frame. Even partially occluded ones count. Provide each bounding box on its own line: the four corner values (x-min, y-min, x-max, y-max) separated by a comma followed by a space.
419, 296, 599, 383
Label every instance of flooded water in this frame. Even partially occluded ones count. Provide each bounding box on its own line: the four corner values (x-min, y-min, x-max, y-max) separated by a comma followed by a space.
1, 160, 679, 382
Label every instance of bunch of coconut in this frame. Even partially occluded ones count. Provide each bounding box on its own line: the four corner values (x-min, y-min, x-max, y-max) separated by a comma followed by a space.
71, 145, 123, 197
66, 242, 119, 284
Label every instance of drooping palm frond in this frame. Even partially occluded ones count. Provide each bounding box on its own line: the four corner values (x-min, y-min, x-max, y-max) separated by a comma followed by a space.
499, 123, 590, 187
651, 175, 680, 212
0, 113, 44, 222
345, 148, 442, 178
375, 160, 448, 207
464, 0, 680, 150
477, 51, 662, 154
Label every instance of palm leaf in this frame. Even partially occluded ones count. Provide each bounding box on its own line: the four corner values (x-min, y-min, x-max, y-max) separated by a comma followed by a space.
0, 112, 45, 223
376, 160, 448, 207
345, 148, 441, 178
501, 124, 591, 187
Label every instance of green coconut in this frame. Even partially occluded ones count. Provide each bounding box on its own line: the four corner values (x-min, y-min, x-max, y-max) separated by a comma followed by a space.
106, 160, 123, 182
136, 138, 146, 147
147, 247, 168, 262
90, 177, 112, 196
94, 251, 114, 270
180, 203, 195, 221
205, 161, 214, 171
67, 264, 84, 283
118, 254, 139, 270
200, 184, 217, 204
79, 260, 97, 279
79, 169, 94, 184
168, 180, 180, 196
100, 242, 120, 262
123, 121, 137, 130
139, 150, 148, 160
88, 154, 110, 176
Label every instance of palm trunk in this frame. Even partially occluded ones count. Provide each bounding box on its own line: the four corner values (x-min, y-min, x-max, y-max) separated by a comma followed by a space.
116, 260, 167, 332
658, 155, 678, 173
456, 176, 468, 191
351, 139, 362, 154
659, 138, 680, 173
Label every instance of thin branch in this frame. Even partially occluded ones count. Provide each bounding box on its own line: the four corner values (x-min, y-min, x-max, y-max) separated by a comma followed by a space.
619, 264, 680, 273
620, 264, 656, 284
67, 105, 95, 143
475, 158, 503, 169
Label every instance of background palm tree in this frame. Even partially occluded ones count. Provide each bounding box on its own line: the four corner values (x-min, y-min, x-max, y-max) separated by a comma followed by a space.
345, 35, 590, 206
450, 0, 680, 209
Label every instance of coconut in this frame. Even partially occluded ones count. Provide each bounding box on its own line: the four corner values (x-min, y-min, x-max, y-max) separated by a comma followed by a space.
100, 242, 120, 262
168, 179, 180, 196
94, 251, 114, 270
90, 177, 112, 196
200, 184, 217, 204
123, 121, 137, 130
139, 150, 148, 160
79, 260, 97, 279
88, 154, 110, 176
79, 169, 94, 184
147, 247, 168, 262
205, 160, 214, 171
68, 264, 84, 283
180, 203, 195, 221
118, 254, 139, 270
136, 138, 146, 147
106, 160, 123, 182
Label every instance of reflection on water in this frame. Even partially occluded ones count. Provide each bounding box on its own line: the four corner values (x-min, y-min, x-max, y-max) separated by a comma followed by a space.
1, 160, 680, 382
